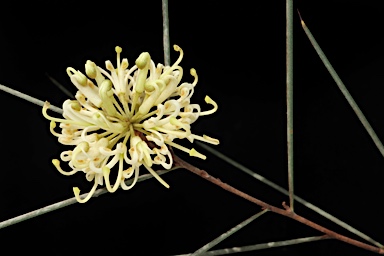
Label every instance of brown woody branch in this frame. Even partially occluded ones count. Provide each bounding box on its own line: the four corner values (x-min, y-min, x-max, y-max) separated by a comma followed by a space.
173, 155, 384, 254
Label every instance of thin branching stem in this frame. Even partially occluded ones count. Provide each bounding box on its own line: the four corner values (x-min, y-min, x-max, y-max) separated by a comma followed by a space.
177, 236, 329, 256
196, 141, 383, 248
45, 73, 74, 98
191, 209, 269, 256
162, 0, 171, 66
0, 83, 63, 114
0, 168, 178, 229
298, 12, 384, 159
286, 0, 294, 212
173, 155, 384, 254
175, 235, 329, 256
1, 82, 382, 248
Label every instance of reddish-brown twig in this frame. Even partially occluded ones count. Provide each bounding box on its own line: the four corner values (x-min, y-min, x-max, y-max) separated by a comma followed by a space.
173, 155, 384, 254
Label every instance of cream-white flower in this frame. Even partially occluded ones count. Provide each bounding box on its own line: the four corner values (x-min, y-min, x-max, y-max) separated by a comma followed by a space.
43, 45, 219, 203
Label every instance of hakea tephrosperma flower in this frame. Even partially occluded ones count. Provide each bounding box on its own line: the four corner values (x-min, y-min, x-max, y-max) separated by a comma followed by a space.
42, 45, 219, 203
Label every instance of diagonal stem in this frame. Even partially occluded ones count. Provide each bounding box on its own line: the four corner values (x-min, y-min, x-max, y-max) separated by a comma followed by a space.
175, 235, 329, 256
196, 141, 383, 248
191, 209, 269, 255
0, 168, 178, 229
2, 82, 382, 248
173, 155, 384, 255
45, 73, 74, 98
207, 236, 329, 255
0, 83, 62, 114
298, 12, 384, 159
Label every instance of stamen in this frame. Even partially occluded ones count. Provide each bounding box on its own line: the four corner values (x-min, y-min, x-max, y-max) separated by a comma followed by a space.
73, 179, 98, 203
139, 141, 153, 167
105, 60, 115, 72
52, 159, 79, 176
145, 129, 165, 146
85, 60, 97, 79
138, 82, 161, 115
92, 111, 125, 133
153, 147, 173, 169
43, 101, 92, 126
161, 45, 184, 77
165, 141, 206, 159
154, 76, 178, 106
131, 109, 157, 124
144, 100, 180, 127
112, 95, 126, 117
49, 121, 61, 137
189, 148, 207, 160
60, 151, 72, 162
170, 116, 191, 135
135, 52, 151, 93
123, 167, 134, 179
143, 163, 170, 188
172, 45, 184, 66
72, 141, 89, 158
99, 79, 119, 117
189, 134, 220, 145
155, 127, 189, 139
121, 58, 129, 70
190, 68, 198, 87
115, 46, 122, 70
66, 68, 87, 86
67, 68, 103, 107
121, 166, 139, 190
103, 154, 124, 193
199, 96, 218, 116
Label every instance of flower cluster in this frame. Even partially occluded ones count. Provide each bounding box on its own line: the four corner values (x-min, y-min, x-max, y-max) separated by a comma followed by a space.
43, 45, 219, 203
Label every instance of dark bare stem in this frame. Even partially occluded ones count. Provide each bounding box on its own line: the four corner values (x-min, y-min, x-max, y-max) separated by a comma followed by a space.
173, 155, 384, 254
286, 0, 294, 212
196, 141, 383, 248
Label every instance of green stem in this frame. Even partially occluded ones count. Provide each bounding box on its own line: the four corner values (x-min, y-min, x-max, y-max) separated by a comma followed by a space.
191, 210, 269, 255
162, 0, 171, 66
298, 12, 384, 160
0, 168, 178, 229
286, 0, 294, 211
0, 83, 62, 114
177, 235, 329, 255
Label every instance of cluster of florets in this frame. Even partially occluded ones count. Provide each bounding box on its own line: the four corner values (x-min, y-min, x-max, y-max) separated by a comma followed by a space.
43, 45, 219, 202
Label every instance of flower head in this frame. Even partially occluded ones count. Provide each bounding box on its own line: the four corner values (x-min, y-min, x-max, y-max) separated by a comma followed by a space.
43, 45, 219, 203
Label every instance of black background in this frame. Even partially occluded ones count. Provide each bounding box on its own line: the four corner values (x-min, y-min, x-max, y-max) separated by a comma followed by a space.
1, 1, 384, 255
